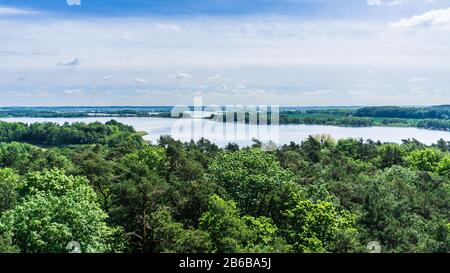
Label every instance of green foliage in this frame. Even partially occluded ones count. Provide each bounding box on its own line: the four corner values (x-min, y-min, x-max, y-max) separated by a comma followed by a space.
409, 148, 442, 172
0, 120, 142, 146
150, 207, 212, 253
199, 195, 290, 253
0, 120, 449, 254
69, 145, 116, 209
240, 215, 291, 253
0, 168, 19, 213
436, 155, 450, 178
417, 119, 450, 131
109, 146, 169, 252
284, 198, 358, 253
301, 136, 322, 163
358, 166, 448, 252
355, 105, 450, 120
207, 149, 295, 217
377, 144, 405, 168
0, 142, 73, 174
278, 149, 308, 174
0, 232, 19, 253
0, 169, 119, 253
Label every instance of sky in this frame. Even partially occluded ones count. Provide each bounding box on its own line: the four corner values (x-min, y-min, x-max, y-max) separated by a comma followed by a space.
1, 0, 450, 106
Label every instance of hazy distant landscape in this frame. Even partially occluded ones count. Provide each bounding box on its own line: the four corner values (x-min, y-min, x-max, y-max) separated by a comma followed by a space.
2, 104, 450, 131
3, 105, 450, 146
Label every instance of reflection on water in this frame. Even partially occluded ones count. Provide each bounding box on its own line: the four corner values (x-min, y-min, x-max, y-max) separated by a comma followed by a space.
2, 117, 450, 146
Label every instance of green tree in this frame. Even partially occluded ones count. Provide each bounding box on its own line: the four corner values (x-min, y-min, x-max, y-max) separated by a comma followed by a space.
409, 148, 442, 172
109, 146, 169, 253
199, 195, 247, 252
284, 198, 358, 253
0, 232, 19, 253
358, 166, 441, 252
70, 145, 116, 210
199, 195, 290, 253
0, 169, 119, 253
436, 155, 450, 178
336, 138, 361, 159
207, 149, 295, 217
150, 207, 212, 253
0, 142, 73, 174
301, 136, 321, 163
377, 144, 405, 169
435, 138, 449, 152
277, 150, 309, 175
0, 168, 19, 213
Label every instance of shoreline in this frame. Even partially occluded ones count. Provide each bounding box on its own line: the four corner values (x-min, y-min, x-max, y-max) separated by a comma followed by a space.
2, 115, 450, 133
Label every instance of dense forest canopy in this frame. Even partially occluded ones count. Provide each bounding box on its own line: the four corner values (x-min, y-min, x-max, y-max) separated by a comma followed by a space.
0, 120, 449, 253
0, 120, 140, 146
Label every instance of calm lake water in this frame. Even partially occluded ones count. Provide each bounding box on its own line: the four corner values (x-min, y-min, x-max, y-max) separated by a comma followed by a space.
2, 117, 450, 146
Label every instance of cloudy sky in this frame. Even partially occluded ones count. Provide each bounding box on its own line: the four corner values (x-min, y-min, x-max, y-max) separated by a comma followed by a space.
1, 0, 450, 106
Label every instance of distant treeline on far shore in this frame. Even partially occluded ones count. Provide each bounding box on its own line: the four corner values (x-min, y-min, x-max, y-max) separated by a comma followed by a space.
2, 105, 450, 131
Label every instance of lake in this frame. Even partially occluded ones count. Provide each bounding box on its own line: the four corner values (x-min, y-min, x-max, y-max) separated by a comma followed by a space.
2, 117, 450, 146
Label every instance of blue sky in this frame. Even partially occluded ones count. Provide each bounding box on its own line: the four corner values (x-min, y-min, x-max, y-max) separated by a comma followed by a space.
0, 0, 372, 17
0, 0, 443, 19
0, 0, 320, 16
1, 0, 450, 106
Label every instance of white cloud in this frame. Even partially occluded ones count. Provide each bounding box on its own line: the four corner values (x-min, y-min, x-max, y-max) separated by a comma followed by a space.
386, 0, 401, 6
410, 77, 428, 82
133, 77, 147, 84
434, 88, 443, 95
57, 58, 80, 66
216, 84, 229, 91
347, 90, 372, 96
63, 89, 83, 95
103, 75, 116, 81
367, 0, 382, 6
391, 8, 450, 28
36, 90, 50, 97
302, 89, 332, 96
411, 87, 427, 96
207, 75, 222, 80
368, 0, 435, 7
171, 71, 192, 79
0, 6, 36, 16
66, 0, 81, 6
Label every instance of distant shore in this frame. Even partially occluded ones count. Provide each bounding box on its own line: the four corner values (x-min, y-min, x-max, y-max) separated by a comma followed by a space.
1, 105, 450, 132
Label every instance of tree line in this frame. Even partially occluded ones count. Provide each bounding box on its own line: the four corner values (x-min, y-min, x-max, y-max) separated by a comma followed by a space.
212, 106, 450, 131
0, 120, 141, 146
355, 105, 450, 120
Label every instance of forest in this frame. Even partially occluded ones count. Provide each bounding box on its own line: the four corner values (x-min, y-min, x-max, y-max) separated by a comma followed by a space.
0, 120, 449, 253
213, 106, 450, 131
279, 106, 450, 130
